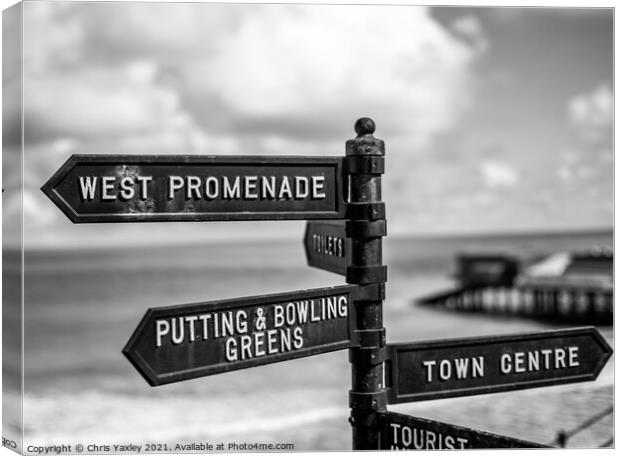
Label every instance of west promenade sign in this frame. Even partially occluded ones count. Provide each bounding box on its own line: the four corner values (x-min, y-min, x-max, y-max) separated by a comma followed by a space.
41, 155, 346, 222
124, 285, 359, 386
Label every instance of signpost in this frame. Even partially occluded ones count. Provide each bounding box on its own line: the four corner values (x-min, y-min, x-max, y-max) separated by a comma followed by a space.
42, 155, 346, 222
304, 221, 350, 275
42, 118, 613, 449
378, 412, 548, 449
386, 327, 612, 404
123, 285, 359, 386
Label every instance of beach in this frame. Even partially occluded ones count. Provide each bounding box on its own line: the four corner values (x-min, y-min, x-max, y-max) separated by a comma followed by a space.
6, 230, 613, 451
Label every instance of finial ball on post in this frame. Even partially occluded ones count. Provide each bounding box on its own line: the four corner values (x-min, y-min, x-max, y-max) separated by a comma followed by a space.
346, 117, 384, 156
354, 118, 376, 136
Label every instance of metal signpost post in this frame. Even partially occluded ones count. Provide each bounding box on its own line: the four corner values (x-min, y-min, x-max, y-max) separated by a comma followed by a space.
43, 118, 613, 451
344, 119, 388, 450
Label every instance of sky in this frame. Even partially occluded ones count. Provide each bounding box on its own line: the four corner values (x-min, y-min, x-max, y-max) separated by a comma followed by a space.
1, 2, 614, 247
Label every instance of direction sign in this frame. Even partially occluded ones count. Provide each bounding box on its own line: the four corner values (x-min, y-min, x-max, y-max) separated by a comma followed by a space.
124, 285, 359, 386
387, 327, 612, 403
42, 155, 346, 223
378, 412, 548, 449
304, 221, 350, 275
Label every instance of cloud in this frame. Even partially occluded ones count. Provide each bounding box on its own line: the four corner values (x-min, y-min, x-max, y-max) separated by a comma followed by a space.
24, 62, 194, 142
488, 8, 527, 23
12, 2, 489, 245
20, 3, 481, 149
198, 6, 479, 145
450, 14, 489, 54
480, 160, 519, 188
559, 85, 613, 211
568, 83, 613, 142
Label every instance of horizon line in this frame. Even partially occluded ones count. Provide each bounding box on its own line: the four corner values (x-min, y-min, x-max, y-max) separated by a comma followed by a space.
12, 225, 614, 252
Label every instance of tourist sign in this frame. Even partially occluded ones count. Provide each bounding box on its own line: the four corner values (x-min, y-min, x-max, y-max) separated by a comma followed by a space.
378, 412, 548, 449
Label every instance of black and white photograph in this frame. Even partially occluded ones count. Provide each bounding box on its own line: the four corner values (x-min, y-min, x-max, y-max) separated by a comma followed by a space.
1, 0, 615, 453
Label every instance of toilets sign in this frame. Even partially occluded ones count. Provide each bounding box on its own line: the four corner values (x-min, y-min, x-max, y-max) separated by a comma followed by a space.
42, 155, 346, 223
304, 221, 350, 276
387, 327, 612, 404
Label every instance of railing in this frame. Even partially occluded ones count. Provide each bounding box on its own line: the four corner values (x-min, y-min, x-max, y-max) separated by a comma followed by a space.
418, 285, 613, 325
550, 405, 613, 448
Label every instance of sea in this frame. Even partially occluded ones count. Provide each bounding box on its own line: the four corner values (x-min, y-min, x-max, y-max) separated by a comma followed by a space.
3, 229, 614, 451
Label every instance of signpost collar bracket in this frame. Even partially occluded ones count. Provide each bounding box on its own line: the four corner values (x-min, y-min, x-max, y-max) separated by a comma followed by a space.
353, 328, 386, 347
353, 283, 386, 301
346, 265, 388, 284
345, 202, 386, 221
349, 390, 388, 413
344, 155, 385, 175
346, 220, 387, 238
349, 346, 388, 367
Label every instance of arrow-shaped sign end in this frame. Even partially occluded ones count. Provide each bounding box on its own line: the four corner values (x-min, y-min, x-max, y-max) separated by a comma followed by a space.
123, 308, 162, 387
41, 155, 82, 224
586, 326, 613, 380
303, 222, 312, 267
